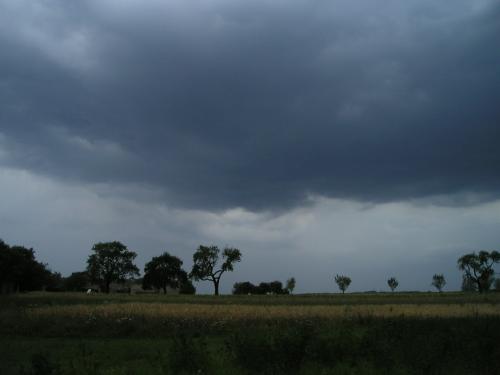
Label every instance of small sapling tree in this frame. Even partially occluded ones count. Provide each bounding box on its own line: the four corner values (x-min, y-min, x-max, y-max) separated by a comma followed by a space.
286, 277, 296, 294
334, 274, 351, 294
387, 277, 399, 292
431, 274, 446, 292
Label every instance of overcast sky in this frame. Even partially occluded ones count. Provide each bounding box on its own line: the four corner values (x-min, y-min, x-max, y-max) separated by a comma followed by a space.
1, 0, 499, 293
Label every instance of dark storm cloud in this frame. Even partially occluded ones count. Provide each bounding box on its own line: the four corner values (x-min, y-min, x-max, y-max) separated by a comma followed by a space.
1, 0, 499, 211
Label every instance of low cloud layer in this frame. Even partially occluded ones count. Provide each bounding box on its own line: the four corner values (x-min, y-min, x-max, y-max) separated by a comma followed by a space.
1, 0, 499, 211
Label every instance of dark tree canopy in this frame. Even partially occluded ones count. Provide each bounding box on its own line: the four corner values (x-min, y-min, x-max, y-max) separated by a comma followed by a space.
86, 241, 139, 294
190, 245, 242, 295
461, 275, 477, 292
387, 277, 399, 292
232, 280, 288, 295
0, 239, 52, 293
233, 281, 256, 295
258, 281, 287, 295
458, 251, 499, 293
334, 274, 351, 294
143, 252, 188, 294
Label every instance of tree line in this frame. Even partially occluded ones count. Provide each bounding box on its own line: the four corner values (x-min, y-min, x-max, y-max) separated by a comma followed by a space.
233, 278, 296, 295
0, 239, 58, 293
0, 238, 499, 294
333, 274, 446, 294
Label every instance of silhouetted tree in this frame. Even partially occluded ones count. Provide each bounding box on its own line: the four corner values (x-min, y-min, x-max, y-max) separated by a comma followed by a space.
143, 252, 187, 294
0, 239, 52, 293
233, 281, 257, 295
286, 277, 296, 294
461, 275, 476, 292
270, 281, 286, 294
86, 241, 139, 294
334, 274, 351, 294
257, 281, 287, 294
256, 282, 271, 294
190, 245, 241, 295
458, 251, 499, 293
431, 274, 446, 292
387, 277, 399, 292
233, 280, 288, 295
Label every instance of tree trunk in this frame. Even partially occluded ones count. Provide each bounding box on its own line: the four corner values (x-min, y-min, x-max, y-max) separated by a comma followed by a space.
163, 285, 167, 294
478, 281, 483, 293
214, 279, 220, 296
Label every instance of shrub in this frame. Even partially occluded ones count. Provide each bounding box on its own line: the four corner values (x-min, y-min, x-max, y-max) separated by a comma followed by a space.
232, 281, 288, 295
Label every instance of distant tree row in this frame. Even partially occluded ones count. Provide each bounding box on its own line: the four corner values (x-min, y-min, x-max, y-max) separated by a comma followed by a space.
86, 241, 196, 294
84, 242, 242, 295
1, 238, 499, 295
332, 251, 499, 294
333, 274, 446, 294
233, 278, 296, 295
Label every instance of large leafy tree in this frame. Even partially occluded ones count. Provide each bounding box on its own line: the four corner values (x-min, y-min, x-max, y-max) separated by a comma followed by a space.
143, 252, 188, 294
86, 241, 139, 294
458, 251, 499, 293
0, 239, 52, 293
190, 245, 241, 295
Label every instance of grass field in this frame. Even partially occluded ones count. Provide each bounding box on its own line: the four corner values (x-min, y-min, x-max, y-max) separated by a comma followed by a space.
1, 292, 499, 374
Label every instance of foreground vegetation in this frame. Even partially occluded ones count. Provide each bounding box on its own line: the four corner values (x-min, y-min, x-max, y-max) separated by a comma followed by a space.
1, 292, 500, 374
